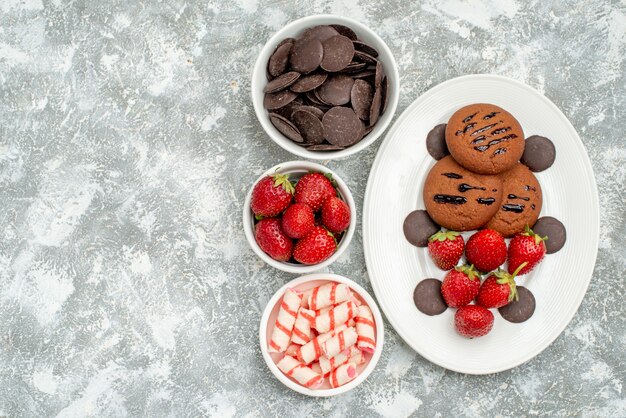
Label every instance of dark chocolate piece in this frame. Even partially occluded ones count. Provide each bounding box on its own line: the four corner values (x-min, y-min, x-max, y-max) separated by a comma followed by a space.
290, 73, 327, 93
350, 79, 374, 121
499, 286, 535, 323
322, 106, 364, 146
521, 135, 556, 172
264, 71, 300, 93
292, 109, 325, 145
268, 42, 293, 78
320, 35, 355, 72
532, 216, 566, 254
269, 113, 303, 142
413, 279, 447, 316
290, 37, 323, 74
426, 124, 449, 160
403, 210, 439, 247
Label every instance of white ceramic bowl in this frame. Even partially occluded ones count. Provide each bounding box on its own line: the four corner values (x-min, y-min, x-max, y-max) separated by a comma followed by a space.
251, 14, 400, 160
259, 273, 384, 397
243, 161, 356, 273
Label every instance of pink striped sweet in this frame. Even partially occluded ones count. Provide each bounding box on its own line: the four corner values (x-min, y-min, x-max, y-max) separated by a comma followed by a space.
291, 308, 315, 345
329, 362, 358, 388
355, 305, 376, 353
297, 324, 347, 364
277, 355, 324, 389
269, 289, 303, 353
319, 346, 364, 375
285, 343, 299, 357
314, 301, 357, 333
321, 326, 358, 358
308, 283, 352, 311
314, 306, 332, 317
300, 289, 313, 308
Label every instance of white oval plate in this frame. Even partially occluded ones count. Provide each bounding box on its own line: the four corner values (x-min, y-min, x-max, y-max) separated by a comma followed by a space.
363, 74, 599, 375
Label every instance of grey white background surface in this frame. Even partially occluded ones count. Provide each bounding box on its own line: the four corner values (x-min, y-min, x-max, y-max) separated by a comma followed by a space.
0, 0, 624, 417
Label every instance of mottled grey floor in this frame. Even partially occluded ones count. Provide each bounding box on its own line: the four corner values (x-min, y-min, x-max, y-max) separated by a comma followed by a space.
0, 0, 625, 417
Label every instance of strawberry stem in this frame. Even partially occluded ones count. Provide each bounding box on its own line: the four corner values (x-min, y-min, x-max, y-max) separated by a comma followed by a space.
512, 261, 528, 277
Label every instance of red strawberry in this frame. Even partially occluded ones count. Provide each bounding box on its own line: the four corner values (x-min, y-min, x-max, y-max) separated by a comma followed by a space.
476, 262, 526, 308
250, 173, 294, 217
427, 230, 465, 270
321, 196, 351, 233
255, 218, 293, 261
454, 305, 494, 338
282, 203, 315, 239
440, 264, 481, 307
465, 229, 507, 272
294, 173, 336, 212
293, 226, 337, 265
508, 225, 547, 275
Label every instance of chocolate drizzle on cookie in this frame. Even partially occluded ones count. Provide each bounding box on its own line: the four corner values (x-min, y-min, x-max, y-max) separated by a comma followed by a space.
524, 185, 537, 191
483, 111, 500, 120
462, 112, 478, 123
477, 198, 496, 205
458, 183, 486, 192
493, 148, 507, 155
474, 134, 518, 152
434, 194, 467, 205
455, 123, 476, 136
442, 172, 463, 179
508, 194, 530, 201
471, 123, 498, 136
502, 203, 524, 213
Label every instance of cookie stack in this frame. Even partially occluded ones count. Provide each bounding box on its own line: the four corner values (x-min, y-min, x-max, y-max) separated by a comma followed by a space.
423, 103, 552, 237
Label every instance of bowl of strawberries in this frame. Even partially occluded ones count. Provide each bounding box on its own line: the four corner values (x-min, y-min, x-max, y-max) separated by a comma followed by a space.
243, 161, 356, 273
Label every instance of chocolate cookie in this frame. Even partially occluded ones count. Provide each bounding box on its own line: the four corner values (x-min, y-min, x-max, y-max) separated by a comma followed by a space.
423, 156, 503, 231
445, 104, 525, 174
484, 163, 542, 237
532, 216, 566, 254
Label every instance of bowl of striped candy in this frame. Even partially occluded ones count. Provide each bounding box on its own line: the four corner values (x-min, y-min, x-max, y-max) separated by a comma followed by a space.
259, 273, 384, 396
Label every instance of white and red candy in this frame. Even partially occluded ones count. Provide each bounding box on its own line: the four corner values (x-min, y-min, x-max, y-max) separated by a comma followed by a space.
291, 308, 315, 345
308, 283, 352, 311
269, 289, 302, 353
321, 326, 358, 358
297, 324, 347, 365
319, 346, 364, 375
276, 355, 324, 389
355, 305, 376, 353
269, 282, 377, 390
314, 300, 357, 333
329, 362, 358, 389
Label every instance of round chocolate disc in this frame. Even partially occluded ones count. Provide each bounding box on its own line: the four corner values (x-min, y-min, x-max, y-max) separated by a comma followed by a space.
351, 79, 374, 121
353, 40, 379, 57
322, 106, 364, 146
305, 90, 325, 106
330, 24, 357, 41
318, 75, 354, 106
301, 25, 340, 42
521, 135, 556, 172
374, 61, 384, 87
369, 87, 382, 126
263, 90, 298, 110
290, 37, 323, 74
351, 70, 376, 79
354, 50, 378, 64
297, 105, 324, 120
276, 37, 295, 49
403, 210, 439, 247
426, 124, 449, 160
340, 61, 367, 73
413, 279, 447, 316
381, 76, 389, 114
268, 42, 292, 78
290, 73, 327, 93
532, 216, 566, 254
269, 113, 303, 143
292, 109, 325, 145
499, 286, 536, 323
321, 35, 355, 72
306, 143, 345, 151
264, 71, 300, 93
